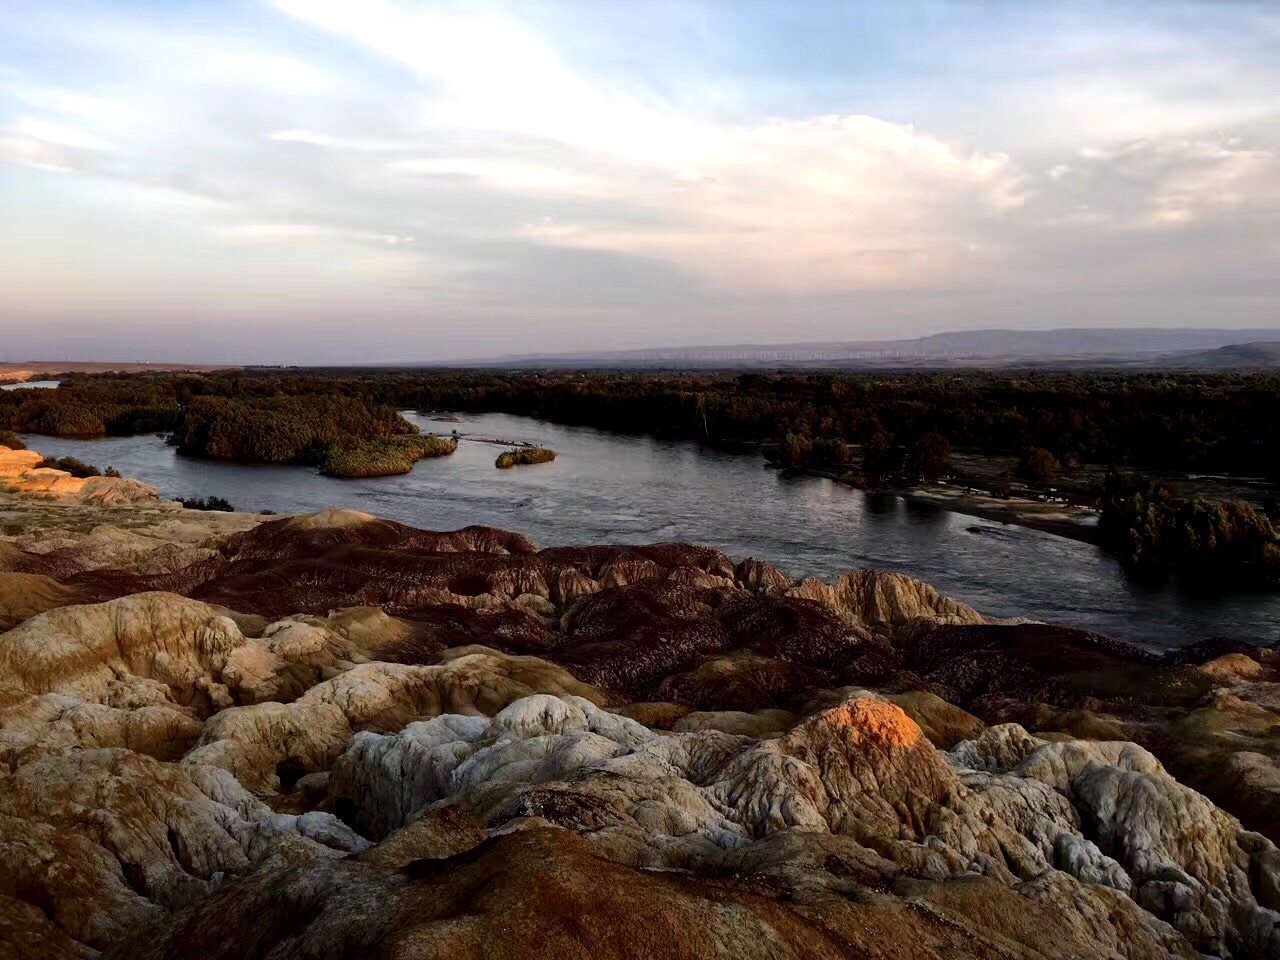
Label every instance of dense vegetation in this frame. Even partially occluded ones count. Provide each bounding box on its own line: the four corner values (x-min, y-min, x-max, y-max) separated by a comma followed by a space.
406, 370, 1280, 477
0, 378, 181, 436
174, 394, 454, 477
495, 446, 556, 469
1100, 472, 1280, 586
176, 395, 415, 463
0, 379, 458, 478
6, 368, 1280, 476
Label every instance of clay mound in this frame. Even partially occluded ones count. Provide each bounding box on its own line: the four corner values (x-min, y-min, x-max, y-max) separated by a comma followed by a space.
0, 445, 159, 504
0, 573, 83, 630
0, 591, 373, 719
0, 446, 43, 477
184, 651, 613, 794
903, 621, 1179, 709
538, 542, 736, 581
317, 689, 1280, 955
220, 512, 538, 561
111, 826, 1194, 960
786, 569, 986, 628
188, 549, 558, 620
16, 503, 1280, 959
77, 476, 161, 506
0, 747, 367, 954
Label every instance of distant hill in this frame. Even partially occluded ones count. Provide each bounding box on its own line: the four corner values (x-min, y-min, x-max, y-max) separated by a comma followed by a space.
1149, 342, 1280, 370
464, 328, 1280, 369
0, 361, 234, 383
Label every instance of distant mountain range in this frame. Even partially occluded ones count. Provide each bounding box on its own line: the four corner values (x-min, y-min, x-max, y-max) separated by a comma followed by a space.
466, 328, 1280, 370
1150, 341, 1280, 370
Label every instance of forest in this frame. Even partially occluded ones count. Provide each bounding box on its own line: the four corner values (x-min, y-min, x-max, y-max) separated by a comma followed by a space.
6, 368, 1280, 472
3, 367, 1279, 583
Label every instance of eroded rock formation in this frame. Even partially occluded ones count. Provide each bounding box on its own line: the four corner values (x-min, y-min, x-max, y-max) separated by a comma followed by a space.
4, 494, 1280, 958
0, 444, 159, 505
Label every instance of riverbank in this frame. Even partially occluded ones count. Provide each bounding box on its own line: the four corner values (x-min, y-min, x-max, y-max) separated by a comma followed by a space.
906, 484, 1101, 545
780, 462, 1102, 546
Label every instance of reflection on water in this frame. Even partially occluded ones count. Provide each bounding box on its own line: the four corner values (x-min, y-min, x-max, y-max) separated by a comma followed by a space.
21, 410, 1280, 650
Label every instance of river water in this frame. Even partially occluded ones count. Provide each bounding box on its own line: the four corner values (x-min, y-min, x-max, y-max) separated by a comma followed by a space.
20, 410, 1280, 650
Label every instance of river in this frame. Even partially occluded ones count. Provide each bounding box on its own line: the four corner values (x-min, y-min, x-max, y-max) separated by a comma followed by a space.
20, 410, 1280, 650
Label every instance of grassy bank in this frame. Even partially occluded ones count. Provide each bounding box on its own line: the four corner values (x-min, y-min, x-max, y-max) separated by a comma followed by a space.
495, 447, 556, 469
321, 435, 458, 478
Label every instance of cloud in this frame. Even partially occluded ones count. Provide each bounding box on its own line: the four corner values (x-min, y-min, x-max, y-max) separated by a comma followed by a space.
511, 113, 1024, 291
13, 117, 107, 151
268, 129, 414, 152
264, 2, 1029, 292
4, 0, 1280, 360
221, 223, 417, 246
0, 135, 78, 173
1031, 135, 1280, 231
392, 157, 603, 195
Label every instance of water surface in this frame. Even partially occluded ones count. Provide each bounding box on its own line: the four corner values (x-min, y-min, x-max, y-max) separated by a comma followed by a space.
22, 411, 1280, 650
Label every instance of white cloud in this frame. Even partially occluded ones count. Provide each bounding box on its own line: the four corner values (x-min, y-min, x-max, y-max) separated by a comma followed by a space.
392, 157, 602, 195
268, 129, 413, 152
1150, 142, 1276, 226
267, 2, 1028, 291
13, 117, 106, 151
1056, 136, 1280, 230
220, 223, 417, 246
0, 135, 78, 173
271, 0, 723, 167
515, 113, 1025, 291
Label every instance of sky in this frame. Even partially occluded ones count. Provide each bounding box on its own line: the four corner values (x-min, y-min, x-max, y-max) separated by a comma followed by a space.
1, 0, 1278, 363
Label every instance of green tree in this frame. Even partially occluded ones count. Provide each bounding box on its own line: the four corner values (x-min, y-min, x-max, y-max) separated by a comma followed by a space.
778, 433, 813, 467
1019, 447, 1061, 487
908, 432, 952, 481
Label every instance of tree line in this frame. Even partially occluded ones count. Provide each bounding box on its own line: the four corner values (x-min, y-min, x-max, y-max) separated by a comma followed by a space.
7, 368, 1280, 477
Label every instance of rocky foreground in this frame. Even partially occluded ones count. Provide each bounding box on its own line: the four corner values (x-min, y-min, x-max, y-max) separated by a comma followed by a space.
5, 484, 1280, 957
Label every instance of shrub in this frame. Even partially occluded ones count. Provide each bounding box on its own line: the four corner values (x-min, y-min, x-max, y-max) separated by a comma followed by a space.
36, 456, 101, 478
104, 466, 122, 478
495, 447, 556, 469
0, 430, 24, 450
907, 432, 952, 481
179, 496, 235, 512
1018, 447, 1061, 487
810, 437, 851, 467
320, 435, 457, 478
861, 429, 902, 481
1100, 471, 1280, 585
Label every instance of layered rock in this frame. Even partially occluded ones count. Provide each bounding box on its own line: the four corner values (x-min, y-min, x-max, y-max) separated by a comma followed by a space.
0, 444, 158, 505
3, 503, 1280, 959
